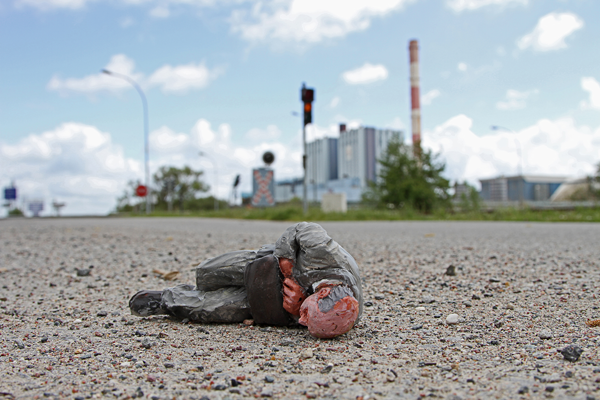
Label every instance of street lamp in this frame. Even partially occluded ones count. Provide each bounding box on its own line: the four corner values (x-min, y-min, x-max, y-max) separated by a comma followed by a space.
199, 151, 218, 211
491, 125, 524, 206
102, 69, 151, 215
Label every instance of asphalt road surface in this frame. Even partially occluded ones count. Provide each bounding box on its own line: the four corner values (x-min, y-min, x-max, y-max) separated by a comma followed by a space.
1, 218, 599, 399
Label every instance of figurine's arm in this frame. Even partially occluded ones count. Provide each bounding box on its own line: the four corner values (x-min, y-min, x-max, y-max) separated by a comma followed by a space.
278, 258, 307, 316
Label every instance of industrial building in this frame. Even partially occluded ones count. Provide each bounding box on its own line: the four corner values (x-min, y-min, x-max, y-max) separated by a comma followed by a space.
337, 125, 401, 188
306, 137, 338, 185
479, 175, 568, 202
276, 124, 403, 203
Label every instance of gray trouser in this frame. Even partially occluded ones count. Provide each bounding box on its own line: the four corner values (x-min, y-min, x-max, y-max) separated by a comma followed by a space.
161, 250, 257, 323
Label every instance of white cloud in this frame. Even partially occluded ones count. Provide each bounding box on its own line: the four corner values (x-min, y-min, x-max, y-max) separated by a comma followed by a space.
329, 96, 340, 108
422, 115, 600, 187
457, 62, 468, 72
447, 0, 527, 12
149, 5, 170, 18
0, 118, 306, 216
230, 0, 414, 44
16, 0, 218, 11
16, 0, 93, 10
48, 55, 221, 96
48, 54, 139, 95
496, 88, 538, 110
245, 125, 282, 141
421, 89, 441, 106
305, 123, 343, 142
148, 119, 302, 198
581, 77, 600, 110
0, 123, 140, 216
386, 117, 405, 131
342, 63, 388, 85
148, 62, 222, 94
517, 12, 584, 52
120, 17, 135, 28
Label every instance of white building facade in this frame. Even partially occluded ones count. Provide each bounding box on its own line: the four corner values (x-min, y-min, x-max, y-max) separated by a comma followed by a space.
275, 124, 402, 204
338, 126, 401, 188
306, 137, 338, 185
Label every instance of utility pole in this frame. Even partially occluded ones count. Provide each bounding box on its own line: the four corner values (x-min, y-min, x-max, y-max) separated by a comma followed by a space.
102, 69, 151, 214
301, 83, 314, 215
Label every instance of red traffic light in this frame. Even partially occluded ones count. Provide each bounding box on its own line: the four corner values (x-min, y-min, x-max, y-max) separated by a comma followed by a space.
301, 88, 314, 103
136, 185, 148, 197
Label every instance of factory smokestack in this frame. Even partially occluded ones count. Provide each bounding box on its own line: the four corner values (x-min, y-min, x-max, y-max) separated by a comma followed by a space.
409, 39, 421, 160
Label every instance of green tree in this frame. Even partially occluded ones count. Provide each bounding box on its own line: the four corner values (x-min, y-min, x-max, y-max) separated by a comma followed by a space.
589, 161, 600, 200
153, 165, 209, 212
363, 139, 451, 213
115, 179, 144, 213
457, 182, 481, 212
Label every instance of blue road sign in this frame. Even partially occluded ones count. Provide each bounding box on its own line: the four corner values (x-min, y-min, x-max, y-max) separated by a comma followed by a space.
251, 168, 275, 207
4, 187, 16, 200
28, 201, 44, 217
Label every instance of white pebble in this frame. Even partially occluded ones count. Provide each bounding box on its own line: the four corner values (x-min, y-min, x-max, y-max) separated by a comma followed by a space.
446, 314, 459, 324
415, 306, 426, 311
539, 329, 552, 340
301, 349, 313, 359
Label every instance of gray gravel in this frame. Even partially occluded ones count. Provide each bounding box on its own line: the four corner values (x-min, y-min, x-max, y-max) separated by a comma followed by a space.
1, 218, 600, 399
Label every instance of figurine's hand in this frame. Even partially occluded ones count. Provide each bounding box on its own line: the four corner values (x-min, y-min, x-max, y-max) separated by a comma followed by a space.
298, 285, 359, 339
279, 258, 294, 278
282, 277, 306, 316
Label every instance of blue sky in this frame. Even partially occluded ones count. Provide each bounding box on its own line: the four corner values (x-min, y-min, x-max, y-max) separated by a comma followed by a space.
1, 0, 600, 215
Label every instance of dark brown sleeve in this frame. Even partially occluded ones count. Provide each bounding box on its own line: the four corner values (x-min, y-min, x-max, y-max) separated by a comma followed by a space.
244, 255, 293, 326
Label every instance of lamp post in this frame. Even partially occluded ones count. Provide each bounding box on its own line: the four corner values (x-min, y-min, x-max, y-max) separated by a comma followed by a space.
102, 69, 151, 215
491, 125, 524, 206
199, 151, 218, 211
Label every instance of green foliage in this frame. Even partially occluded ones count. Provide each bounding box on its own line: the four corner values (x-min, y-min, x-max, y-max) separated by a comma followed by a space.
8, 208, 24, 216
458, 183, 481, 212
153, 165, 209, 211
126, 203, 600, 223
115, 165, 210, 213
363, 139, 451, 213
115, 180, 147, 213
182, 196, 228, 211
591, 161, 600, 199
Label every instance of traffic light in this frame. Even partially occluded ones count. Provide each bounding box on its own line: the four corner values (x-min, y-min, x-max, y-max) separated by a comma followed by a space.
301, 84, 314, 126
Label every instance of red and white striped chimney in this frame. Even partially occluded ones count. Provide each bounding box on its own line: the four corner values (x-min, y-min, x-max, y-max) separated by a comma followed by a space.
409, 39, 421, 160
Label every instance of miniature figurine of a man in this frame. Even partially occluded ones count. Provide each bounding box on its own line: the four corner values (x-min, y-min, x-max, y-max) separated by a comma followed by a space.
129, 222, 362, 339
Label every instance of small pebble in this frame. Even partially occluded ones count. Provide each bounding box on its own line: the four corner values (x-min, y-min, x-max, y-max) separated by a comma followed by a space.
445, 265, 456, 276
539, 329, 552, 340
301, 349, 313, 359
560, 345, 583, 362
446, 314, 459, 324
321, 364, 333, 373
76, 268, 91, 277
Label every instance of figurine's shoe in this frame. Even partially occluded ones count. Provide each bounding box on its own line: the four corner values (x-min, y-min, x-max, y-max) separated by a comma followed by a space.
129, 290, 168, 316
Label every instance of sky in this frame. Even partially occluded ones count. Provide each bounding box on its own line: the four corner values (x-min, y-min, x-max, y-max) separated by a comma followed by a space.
1, 0, 600, 216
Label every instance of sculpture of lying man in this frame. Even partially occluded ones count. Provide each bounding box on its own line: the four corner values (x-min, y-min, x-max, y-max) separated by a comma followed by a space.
129, 222, 363, 339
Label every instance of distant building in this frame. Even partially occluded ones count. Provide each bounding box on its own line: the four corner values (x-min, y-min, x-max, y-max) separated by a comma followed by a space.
337, 125, 402, 188
276, 124, 402, 204
307, 137, 338, 185
479, 175, 568, 202
274, 178, 303, 203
